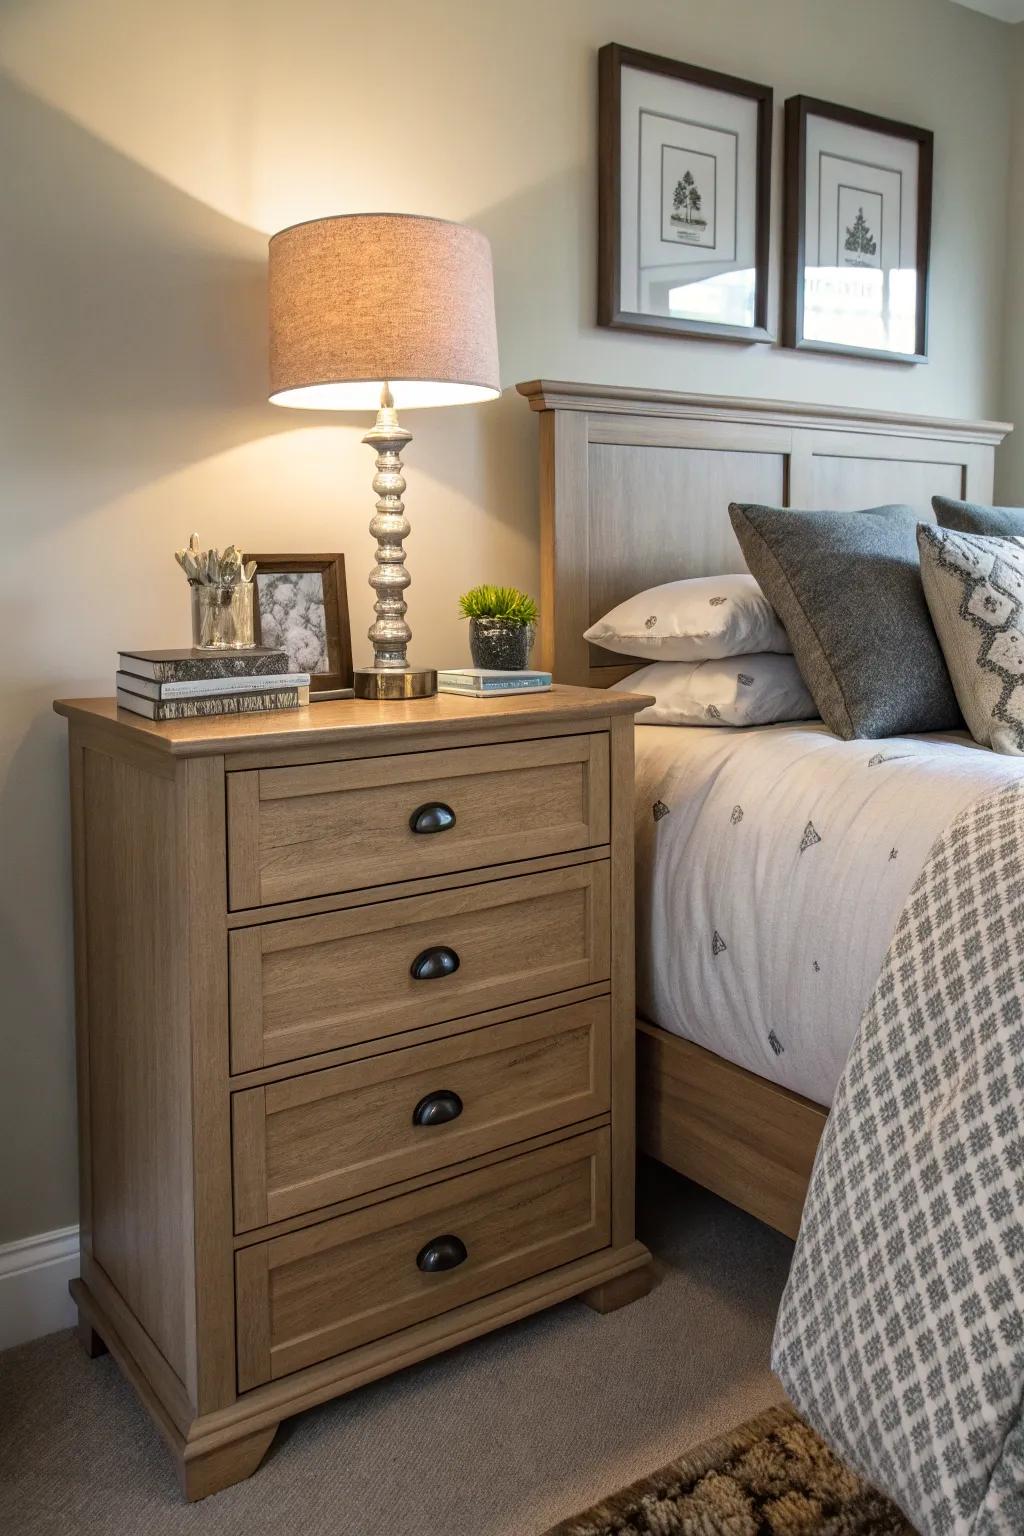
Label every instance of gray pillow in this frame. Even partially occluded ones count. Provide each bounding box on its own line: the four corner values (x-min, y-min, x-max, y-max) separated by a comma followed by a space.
728, 502, 963, 739
933, 495, 1024, 538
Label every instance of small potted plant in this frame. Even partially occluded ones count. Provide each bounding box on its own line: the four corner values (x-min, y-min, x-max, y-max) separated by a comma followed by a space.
458, 584, 539, 670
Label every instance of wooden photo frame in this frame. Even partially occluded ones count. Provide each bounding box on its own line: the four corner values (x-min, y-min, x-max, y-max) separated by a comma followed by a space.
244, 553, 353, 692
783, 95, 933, 363
598, 42, 773, 344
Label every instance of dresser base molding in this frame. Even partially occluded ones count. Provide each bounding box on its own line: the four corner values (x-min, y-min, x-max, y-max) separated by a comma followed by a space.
73, 1238, 652, 1500
579, 1265, 653, 1314
75, 1312, 107, 1360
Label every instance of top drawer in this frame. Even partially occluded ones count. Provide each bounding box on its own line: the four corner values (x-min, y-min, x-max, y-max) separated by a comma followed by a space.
226, 734, 609, 909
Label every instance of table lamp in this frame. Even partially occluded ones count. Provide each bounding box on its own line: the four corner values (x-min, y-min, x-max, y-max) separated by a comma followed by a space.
267, 213, 500, 699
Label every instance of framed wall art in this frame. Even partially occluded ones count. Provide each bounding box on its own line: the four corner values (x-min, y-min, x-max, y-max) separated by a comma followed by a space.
783, 96, 933, 362
598, 43, 773, 343
244, 553, 353, 692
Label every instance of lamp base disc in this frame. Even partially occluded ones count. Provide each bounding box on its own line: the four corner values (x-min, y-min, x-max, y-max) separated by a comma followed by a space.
354, 666, 438, 700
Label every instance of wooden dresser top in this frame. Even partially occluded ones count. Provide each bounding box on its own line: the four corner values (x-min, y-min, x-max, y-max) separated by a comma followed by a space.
53, 685, 652, 757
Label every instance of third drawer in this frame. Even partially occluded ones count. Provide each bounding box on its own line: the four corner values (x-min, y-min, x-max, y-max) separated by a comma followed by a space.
231, 995, 611, 1231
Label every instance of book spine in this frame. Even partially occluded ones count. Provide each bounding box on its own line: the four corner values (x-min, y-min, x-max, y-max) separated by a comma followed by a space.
118, 652, 289, 682
117, 672, 310, 700
437, 683, 552, 698
478, 678, 549, 690
117, 688, 300, 720
438, 677, 550, 691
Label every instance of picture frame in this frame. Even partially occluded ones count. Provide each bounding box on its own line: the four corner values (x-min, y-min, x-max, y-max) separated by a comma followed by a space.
243, 553, 353, 692
598, 42, 773, 344
783, 95, 933, 363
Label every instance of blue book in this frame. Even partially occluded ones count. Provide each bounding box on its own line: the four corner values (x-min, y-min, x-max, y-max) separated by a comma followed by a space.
437, 668, 552, 697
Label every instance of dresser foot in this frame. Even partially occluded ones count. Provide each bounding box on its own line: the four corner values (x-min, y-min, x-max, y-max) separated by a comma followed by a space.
579, 1264, 653, 1315
76, 1310, 107, 1359
178, 1424, 279, 1502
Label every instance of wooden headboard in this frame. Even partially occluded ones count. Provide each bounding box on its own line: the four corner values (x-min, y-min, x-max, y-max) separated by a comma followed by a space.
517, 380, 1011, 688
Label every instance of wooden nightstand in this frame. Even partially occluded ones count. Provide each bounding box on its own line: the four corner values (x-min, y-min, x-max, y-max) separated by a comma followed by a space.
54, 685, 652, 1500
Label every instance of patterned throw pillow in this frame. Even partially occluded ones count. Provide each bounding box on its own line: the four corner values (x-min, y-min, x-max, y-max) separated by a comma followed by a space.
583, 574, 791, 662
917, 523, 1024, 755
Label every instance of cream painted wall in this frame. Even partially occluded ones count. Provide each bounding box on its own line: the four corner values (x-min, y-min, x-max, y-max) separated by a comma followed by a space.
0, 0, 1013, 1244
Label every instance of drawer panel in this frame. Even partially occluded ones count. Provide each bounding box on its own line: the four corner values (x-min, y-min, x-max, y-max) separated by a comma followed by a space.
227, 734, 609, 909
229, 863, 610, 1072
235, 1128, 609, 1389
231, 996, 611, 1231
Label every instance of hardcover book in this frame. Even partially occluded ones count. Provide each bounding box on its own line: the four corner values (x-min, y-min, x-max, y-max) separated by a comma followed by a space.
115, 671, 309, 701
117, 647, 290, 683
116, 686, 303, 720
437, 667, 552, 697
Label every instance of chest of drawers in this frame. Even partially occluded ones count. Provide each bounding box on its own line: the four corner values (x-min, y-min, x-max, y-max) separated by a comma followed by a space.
55, 685, 652, 1500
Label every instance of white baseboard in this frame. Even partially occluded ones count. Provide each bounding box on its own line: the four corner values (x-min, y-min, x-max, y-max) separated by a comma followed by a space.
0, 1225, 80, 1350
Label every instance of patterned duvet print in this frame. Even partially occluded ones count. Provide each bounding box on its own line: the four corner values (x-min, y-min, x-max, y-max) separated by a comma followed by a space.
773, 778, 1024, 1534
633, 722, 1021, 1106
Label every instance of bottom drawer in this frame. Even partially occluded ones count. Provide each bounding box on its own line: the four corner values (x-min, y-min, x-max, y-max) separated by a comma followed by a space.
235, 1127, 609, 1389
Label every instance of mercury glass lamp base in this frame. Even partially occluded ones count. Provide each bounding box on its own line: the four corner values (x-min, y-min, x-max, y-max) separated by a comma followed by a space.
353, 666, 438, 700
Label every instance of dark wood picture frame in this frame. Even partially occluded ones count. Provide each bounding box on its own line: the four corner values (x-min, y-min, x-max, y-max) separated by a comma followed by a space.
244, 553, 353, 692
598, 42, 773, 344
783, 95, 933, 363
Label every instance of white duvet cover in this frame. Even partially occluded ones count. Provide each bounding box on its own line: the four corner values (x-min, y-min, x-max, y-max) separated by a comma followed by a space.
634, 721, 1023, 1105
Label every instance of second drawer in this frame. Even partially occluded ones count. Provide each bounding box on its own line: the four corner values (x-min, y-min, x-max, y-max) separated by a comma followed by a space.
231, 996, 611, 1231
229, 862, 610, 1072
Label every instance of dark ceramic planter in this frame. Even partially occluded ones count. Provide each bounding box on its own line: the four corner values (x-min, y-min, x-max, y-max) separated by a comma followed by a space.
468, 618, 535, 670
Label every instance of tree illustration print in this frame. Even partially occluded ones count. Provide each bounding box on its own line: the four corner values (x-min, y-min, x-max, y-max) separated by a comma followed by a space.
662, 146, 716, 248
843, 206, 878, 266
671, 169, 706, 228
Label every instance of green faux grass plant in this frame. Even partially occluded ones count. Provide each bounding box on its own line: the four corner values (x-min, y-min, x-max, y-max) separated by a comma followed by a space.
458, 585, 539, 626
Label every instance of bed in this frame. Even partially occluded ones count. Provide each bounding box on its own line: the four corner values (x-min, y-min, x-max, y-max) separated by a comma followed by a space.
517, 378, 1011, 1239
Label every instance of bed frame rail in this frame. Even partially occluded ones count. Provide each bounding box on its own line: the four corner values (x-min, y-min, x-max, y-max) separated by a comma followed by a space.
637, 1024, 827, 1240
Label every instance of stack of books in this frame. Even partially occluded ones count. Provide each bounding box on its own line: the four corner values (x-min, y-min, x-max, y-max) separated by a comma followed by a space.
437, 667, 552, 697
115, 649, 310, 720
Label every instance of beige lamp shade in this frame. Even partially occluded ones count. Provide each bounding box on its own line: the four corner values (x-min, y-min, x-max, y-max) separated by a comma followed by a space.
268, 213, 500, 411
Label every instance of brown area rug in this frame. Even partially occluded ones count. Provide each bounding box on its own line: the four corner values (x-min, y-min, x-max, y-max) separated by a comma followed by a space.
545, 1403, 916, 1535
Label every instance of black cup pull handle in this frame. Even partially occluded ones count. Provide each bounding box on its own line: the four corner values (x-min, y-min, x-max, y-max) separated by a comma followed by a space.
412, 1089, 464, 1127
410, 946, 460, 981
416, 1234, 468, 1273
410, 802, 456, 835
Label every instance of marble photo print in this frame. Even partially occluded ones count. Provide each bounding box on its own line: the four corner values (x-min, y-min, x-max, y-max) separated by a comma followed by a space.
255, 570, 330, 673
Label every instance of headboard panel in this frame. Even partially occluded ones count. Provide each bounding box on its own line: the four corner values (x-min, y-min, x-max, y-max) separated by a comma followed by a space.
518, 380, 1011, 688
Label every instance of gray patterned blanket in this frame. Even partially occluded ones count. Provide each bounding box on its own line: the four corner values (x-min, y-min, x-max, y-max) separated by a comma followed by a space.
773, 778, 1024, 1536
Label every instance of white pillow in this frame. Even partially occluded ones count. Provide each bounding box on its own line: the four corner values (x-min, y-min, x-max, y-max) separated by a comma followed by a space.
612, 654, 817, 727
584, 574, 791, 661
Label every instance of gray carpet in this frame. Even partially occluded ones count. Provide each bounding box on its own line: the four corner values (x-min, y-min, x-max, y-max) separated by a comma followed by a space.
0, 1162, 792, 1536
